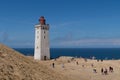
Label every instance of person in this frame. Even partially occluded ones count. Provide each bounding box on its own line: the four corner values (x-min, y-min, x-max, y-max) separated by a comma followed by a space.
92, 56, 96, 60
91, 64, 94, 67
61, 63, 64, 68
82, 65, 84, 67
52, 63, 55, 68
104, 68, 108, 75
67, 60, 70, 63
101, 59, 103, 62
84, 58, 87, 62
109, 66, 113, 72
101, 68, 104, 75
97, 59, 99, 62
71, 58, 74, 61
76, 61, 79, 65
93, 68, 97, 73
54, 58, 56, 61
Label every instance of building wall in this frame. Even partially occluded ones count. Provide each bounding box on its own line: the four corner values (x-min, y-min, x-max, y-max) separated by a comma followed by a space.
34, 25, 41, 60
34, 24, 50, 60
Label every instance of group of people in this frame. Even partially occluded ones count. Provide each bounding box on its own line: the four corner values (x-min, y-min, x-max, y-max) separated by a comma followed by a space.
92, 66, 114, 75
51, 58, 114, 76
101, 66, 114, 75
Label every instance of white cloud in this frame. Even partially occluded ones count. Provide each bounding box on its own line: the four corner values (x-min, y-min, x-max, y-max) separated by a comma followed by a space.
0, 33, 33, 48
51, 38, 120, 48
0, 32, 9, 42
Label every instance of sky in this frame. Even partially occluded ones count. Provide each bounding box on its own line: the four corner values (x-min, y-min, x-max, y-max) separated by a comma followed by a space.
0, 0, 120, 48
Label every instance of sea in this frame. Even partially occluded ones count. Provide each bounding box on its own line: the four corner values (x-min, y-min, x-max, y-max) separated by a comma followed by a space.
14, 48, 120, 60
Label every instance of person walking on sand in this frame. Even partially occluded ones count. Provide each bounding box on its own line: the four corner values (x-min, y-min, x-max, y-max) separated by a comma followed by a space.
101, 68, 104, 75
76, 61, 79, 65
82, 64, 84, 67
104, 68, 108, 75
61, 63, 64, 68
91, 64, 94, 67
109, 66, 113, 72
93, 68, 97, 73
52, 63, 55, 68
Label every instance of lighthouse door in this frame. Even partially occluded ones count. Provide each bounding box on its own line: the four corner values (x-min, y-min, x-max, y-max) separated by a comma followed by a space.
44, 56, 47, 60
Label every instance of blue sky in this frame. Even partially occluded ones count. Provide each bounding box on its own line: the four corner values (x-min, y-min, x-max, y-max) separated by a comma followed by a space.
0, 0, 120, 48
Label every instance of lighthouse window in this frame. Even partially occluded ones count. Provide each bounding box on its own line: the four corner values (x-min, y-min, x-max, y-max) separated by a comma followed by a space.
44, 36, 45, 39
37, 27, 39, 29
37, 31, 39, 33
37, 36, 39, 39
36, 46, 38, 49
44, 31, 45, 34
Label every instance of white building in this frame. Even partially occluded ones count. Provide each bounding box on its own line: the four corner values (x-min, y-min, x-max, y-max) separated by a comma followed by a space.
34, 16, 50, 60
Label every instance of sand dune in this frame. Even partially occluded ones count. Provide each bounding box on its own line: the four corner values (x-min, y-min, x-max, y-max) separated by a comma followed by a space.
0, 44, 69, 80
0, 43, 120, 80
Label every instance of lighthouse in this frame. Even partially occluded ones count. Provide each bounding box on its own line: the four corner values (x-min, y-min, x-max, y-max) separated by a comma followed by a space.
34, 16, 50, 60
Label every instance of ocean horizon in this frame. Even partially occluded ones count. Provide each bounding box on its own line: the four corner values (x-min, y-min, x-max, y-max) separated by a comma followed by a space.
14, 48, 120, 60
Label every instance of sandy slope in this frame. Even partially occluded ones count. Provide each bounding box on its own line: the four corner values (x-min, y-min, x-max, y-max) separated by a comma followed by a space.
1, 43, 120, 80
0, 44, 69, 80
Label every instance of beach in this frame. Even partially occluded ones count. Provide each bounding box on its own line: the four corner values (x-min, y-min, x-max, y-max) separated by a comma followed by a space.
36, 56, 120, 80
0, 44, 120, 80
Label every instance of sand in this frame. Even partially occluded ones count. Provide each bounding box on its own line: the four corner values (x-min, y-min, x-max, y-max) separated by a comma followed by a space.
0, 43, 120, 80
0, 44, 69, 80
39, 56, 120, 80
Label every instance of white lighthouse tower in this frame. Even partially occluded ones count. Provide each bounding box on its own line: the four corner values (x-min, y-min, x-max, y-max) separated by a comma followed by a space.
34, 16, 50, 60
